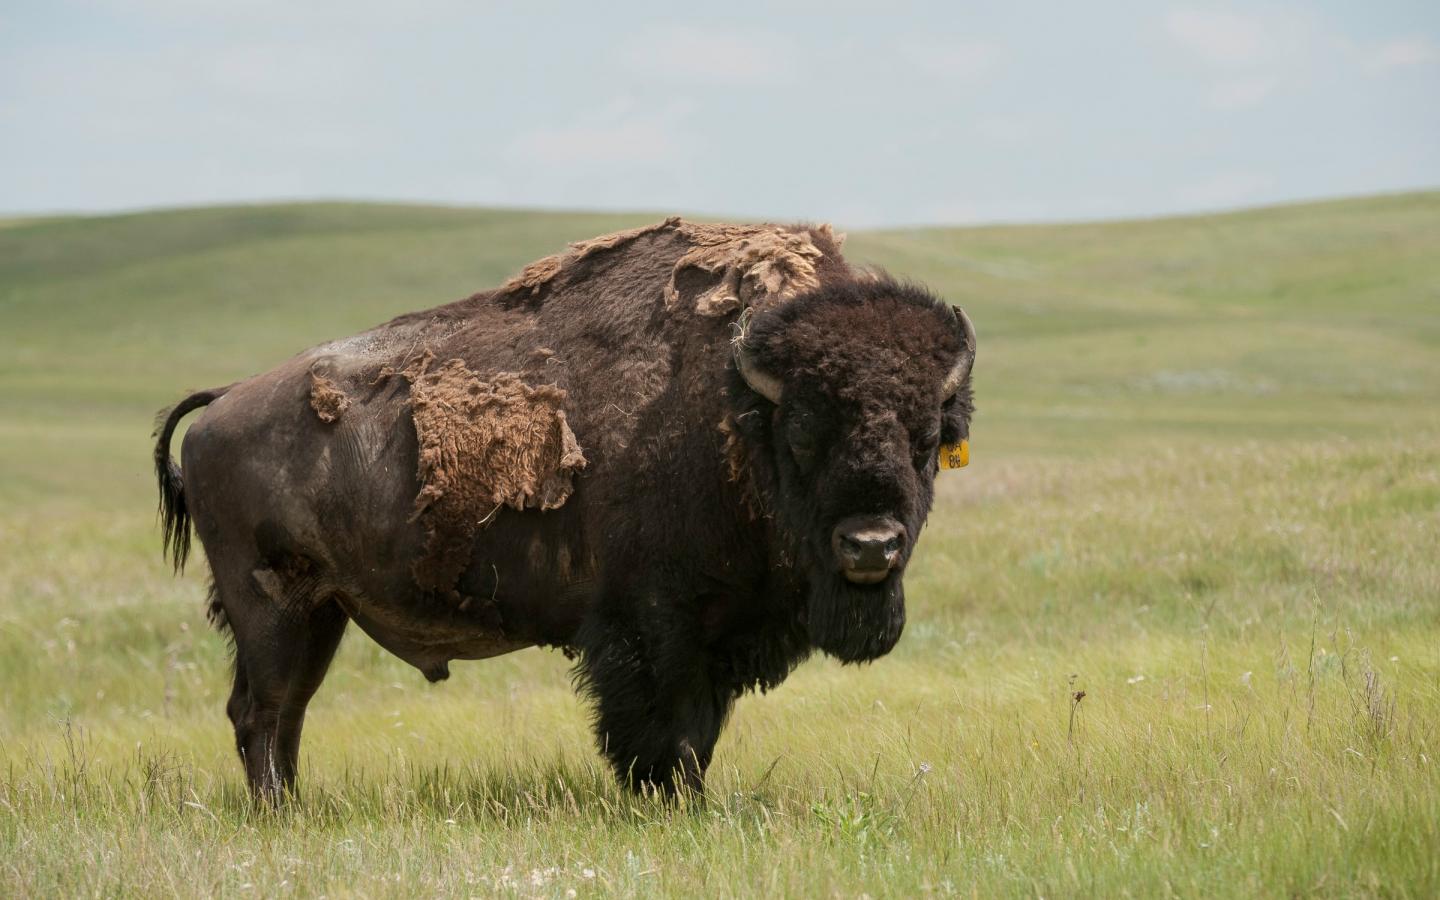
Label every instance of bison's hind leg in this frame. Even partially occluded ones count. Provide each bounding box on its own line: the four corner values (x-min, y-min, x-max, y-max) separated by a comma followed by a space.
213, 558, 348, 804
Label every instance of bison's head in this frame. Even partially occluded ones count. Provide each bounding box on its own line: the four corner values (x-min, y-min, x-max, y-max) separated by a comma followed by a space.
730, 277, 975, 663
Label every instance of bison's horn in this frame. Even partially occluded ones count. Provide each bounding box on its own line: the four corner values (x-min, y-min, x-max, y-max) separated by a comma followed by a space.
734, 342, 784, 404
941, 306, 977, 399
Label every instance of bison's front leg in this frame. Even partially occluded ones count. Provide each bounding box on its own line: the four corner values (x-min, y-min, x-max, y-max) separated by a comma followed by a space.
576, 615, 734, 798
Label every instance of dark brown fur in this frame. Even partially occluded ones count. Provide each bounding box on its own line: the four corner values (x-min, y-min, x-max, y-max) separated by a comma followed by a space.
152, 219, 974, 801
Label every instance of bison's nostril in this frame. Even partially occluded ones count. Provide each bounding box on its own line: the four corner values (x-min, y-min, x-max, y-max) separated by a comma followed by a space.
831, 516, 907, 577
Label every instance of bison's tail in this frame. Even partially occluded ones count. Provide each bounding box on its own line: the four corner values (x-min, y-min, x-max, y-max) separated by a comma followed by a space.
152, 386, 231, 573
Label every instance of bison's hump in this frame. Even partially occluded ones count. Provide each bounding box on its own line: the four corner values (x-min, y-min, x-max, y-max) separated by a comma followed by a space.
499, 217, 847, 318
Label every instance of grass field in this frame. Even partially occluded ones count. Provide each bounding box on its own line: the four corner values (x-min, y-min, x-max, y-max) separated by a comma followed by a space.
1, 194, 1438, 897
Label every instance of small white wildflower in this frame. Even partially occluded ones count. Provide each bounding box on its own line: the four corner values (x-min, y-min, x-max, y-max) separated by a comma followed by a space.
1126, 674, 1145, 685
1239, 671, 1252, 687
582, 868, 596, 879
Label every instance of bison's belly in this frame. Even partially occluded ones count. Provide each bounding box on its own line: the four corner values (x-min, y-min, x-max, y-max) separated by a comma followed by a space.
333, 508, 598, 681
337, 592, 533, 682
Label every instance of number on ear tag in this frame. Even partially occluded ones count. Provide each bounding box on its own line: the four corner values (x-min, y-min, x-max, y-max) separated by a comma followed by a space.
939, 439, 969, 470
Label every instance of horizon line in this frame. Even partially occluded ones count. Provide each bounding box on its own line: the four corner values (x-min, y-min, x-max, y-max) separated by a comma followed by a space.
3, 185, 1437, 233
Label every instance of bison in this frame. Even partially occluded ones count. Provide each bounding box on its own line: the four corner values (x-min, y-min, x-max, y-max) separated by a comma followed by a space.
153, 218, 975, 801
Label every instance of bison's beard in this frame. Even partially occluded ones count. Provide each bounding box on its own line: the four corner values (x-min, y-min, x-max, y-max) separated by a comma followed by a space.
806, 572, 907, 663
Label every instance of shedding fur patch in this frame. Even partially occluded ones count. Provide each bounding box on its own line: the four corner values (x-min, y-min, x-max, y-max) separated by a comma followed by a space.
499, 218, 837, 316
309, 370, 351, 423
388, 351, 587, 595
665, 222, 831, 317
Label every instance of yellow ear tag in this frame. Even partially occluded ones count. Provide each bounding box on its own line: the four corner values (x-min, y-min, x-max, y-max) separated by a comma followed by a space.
939, 439, 969, 470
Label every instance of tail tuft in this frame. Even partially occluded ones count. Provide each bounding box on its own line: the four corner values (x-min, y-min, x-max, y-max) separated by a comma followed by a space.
152, 387, 230, 573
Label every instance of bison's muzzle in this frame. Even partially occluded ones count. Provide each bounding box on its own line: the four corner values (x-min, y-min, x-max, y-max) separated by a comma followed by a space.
832, 515, 906, 584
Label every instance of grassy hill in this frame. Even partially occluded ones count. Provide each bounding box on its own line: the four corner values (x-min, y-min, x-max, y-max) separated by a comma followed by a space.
1, 195, 1438, 896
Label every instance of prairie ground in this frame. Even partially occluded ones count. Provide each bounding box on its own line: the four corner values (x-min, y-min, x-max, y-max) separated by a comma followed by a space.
1, 194, 1437, 897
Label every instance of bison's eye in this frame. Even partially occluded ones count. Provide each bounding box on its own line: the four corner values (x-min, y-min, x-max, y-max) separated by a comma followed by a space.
788, 419, 818, 469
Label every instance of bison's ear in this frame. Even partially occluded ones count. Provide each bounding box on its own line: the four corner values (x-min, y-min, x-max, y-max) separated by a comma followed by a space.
734, 341, 784, 404
941, 306, 976, 399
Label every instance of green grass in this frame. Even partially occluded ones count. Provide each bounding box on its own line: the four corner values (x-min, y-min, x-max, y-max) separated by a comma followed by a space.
2, 194, 1438, 897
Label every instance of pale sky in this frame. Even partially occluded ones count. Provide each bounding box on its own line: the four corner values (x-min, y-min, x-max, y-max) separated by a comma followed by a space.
2, 1, 1437, 226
